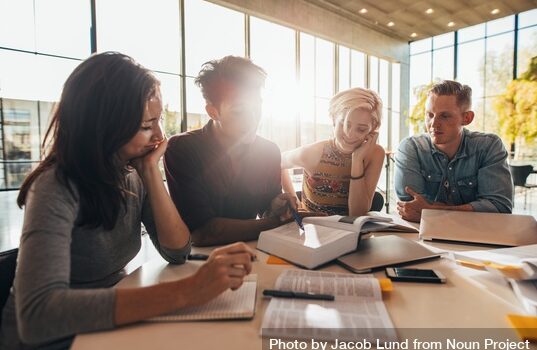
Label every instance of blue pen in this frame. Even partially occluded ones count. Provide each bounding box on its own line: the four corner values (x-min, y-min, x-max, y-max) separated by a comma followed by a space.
289, 205, 305, 231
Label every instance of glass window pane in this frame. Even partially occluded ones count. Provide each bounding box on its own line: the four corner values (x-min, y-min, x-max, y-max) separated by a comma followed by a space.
299, 33, 315, 146
154, 73, 181, 136
433, 32, 454, 49
517, 27, 537, 78
338, 46, 350, 92
410, 38, 432, 54
485, 32, 514, 97
351, 50, 366, 88
466, 98, 484, 132
409, 52, 431, 107
185, 77, 209, 131
0, 0, 35, 51
97, 0, 181, 73
184, 0, 244, 76
483, 97, 500, 134
432, 46, 454, 81
38, 101, 55, 145
35, 0, 91, 58
486, 15, 514, 36
391, 63, 400, 113
458, 23, 485, 43
378, 59, 389, 148
314, 97, 331, 141
315, 38, 334, 98
250, 17, 297, 151
1, 99, 40, 188
391, 62, 401, 149
369, 56, 379, 92
457, 40, 485, 98
519, 9, 537, 28
0, 51, 80, 101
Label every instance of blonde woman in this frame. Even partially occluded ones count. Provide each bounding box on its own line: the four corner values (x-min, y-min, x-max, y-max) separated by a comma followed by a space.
282, 88, 385, 216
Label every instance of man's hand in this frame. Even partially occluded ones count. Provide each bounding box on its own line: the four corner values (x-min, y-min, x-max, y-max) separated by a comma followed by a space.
396, 186, 432, 222
267, 193, 299, 223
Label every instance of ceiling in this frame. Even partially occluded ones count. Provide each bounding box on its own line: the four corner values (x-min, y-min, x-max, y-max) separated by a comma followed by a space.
303, 0, 537, 41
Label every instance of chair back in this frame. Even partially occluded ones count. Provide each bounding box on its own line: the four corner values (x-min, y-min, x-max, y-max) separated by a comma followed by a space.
0, 248, 18, 327
370, 191, 385, 212
509, 165, 533, 187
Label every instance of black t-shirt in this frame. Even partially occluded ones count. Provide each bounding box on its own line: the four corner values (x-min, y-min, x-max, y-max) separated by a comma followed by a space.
164, 121, 282, 232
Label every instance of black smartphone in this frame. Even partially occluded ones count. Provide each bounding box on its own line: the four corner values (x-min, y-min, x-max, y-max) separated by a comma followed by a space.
385, 267, 446, 283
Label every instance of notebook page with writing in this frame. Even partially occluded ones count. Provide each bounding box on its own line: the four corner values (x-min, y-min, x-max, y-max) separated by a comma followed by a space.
148, 274, 257, 322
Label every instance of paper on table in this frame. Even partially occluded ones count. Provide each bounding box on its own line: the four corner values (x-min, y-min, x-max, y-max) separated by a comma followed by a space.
453, 245, 537, 280
261, 270, 397, 342
509, 279, 537, 316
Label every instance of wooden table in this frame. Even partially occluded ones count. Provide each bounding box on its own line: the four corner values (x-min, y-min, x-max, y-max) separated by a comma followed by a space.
72, 236, 536, 350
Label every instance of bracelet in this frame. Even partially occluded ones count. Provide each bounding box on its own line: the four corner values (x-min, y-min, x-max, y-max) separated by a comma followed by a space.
350, 172, 365, 180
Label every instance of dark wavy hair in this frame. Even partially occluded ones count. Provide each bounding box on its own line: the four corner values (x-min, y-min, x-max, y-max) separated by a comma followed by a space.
17, 52, 159, 230
194, 55, 266, 107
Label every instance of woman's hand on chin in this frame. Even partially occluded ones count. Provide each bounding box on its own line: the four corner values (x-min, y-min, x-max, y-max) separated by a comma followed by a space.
130, 138, 168, 179
352, 131, 378, 162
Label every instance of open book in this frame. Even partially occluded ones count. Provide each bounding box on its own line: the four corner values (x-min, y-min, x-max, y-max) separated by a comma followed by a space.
257, 213, 416, 269
147, 274, 257, 322
261, 270, 397, 342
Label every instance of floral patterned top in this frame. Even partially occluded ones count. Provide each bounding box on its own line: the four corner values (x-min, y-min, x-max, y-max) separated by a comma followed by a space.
302, 139, 352, 215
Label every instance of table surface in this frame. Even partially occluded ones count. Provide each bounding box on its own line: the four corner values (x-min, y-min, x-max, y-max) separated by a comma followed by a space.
72, 235, 536, 350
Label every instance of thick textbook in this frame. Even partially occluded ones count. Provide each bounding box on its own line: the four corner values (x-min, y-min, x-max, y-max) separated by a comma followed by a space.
147, 274, 257, 322
257, 213, 416, 269
261, 270, 397, 342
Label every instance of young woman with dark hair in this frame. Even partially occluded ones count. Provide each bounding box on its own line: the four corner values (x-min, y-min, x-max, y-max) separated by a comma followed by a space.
0, 52, 255, 350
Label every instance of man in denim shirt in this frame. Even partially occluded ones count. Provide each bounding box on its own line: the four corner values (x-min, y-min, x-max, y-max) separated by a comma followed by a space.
395, 80, 513, 222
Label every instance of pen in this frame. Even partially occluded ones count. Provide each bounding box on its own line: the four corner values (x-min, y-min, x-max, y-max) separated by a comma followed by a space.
188, 253, 258, 262
263, 289, 335, 301
288, 205, 305, 231
188, 253, 209, 261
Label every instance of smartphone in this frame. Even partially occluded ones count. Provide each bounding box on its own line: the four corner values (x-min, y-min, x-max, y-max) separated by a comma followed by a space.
385, 267, 446, 283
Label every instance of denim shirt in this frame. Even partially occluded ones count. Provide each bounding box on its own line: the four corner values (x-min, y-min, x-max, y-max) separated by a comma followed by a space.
394, 128, 513, 213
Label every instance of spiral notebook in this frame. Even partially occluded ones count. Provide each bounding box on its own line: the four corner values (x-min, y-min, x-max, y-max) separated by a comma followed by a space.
147, 274, 257, 322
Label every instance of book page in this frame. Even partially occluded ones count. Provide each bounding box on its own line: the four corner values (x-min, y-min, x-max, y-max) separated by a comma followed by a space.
274, 270, 382, 299
148, 274, 257, 322
266, 222, 356, 249
263, 271, 396, 342
304, 215, 392, 233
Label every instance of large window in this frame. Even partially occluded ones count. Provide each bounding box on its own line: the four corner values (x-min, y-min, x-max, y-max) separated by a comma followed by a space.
96, 0, 183, 138
0, 0, 89, 189
250, 17, 297, 151
0, 0, 403, 191
184, 0, 245, 131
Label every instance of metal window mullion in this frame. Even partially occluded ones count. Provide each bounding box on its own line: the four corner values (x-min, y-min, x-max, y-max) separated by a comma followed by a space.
0, 98, 7, 190
513, 14, 519, 79
244, 14, 250, 58
179, 0, 187, 133
295, 30, 301, 147
90, 0, 97, 53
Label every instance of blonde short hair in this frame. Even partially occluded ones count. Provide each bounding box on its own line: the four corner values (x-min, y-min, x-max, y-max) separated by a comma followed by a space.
328, 87, 382, 130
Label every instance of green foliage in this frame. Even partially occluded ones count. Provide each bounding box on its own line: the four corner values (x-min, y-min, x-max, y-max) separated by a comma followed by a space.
494, 57, 537, 152
163, 104, 181, 137
407, 81, 435, 134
